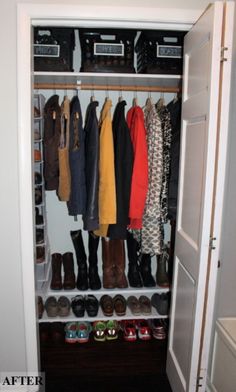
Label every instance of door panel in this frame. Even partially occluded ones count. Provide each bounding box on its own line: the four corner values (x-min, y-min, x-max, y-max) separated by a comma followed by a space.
166, 3, 224, 392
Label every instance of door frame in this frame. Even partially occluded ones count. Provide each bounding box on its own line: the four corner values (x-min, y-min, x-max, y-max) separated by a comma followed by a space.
16, 2, 222, 380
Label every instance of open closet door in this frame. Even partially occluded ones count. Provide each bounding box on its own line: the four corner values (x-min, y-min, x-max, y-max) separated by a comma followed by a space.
166, 2, 224, 392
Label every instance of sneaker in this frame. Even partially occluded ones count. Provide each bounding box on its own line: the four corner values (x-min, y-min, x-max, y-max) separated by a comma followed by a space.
121, 320, 137, 342
106, 320, 119, 340
77, 322, 92, 343
65, 322, 77, 344
93, 321, 106, 342
149, 319, 167, 340
136, 319, 152, 341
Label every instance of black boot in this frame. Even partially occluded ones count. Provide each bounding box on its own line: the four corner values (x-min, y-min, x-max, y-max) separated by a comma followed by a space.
88, 232, 101, 290
70, 230, 88, 290
126, 231, 143, 288
140, 253, 156, 287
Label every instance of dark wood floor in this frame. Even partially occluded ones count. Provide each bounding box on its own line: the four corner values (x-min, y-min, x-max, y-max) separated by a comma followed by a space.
40, 329, 173, 392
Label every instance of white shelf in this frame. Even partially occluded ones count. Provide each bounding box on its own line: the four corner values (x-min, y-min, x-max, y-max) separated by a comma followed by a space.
39, 306, 168, 323
34, 71, 182, 91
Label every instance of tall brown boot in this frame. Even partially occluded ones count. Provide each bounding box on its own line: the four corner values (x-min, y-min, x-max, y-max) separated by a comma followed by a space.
102, 238, 116, 289
50, 253, 63, 290
62, 252, 76, 290
112, 239, 128, 289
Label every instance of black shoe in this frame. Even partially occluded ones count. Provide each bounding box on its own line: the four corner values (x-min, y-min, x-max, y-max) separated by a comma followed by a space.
151, 293, 169, 315
140, 254, 156, 288
88, 232, 101, 290
128, 264, 143, 288
76, 267, 89, 291
71, 230, 89, 291
85, 295, 99, 317
71, 295, 85, 317
89, 267, 101, 290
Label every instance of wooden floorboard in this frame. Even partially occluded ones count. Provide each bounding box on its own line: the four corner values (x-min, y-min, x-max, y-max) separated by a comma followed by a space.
40, 332, 173, 392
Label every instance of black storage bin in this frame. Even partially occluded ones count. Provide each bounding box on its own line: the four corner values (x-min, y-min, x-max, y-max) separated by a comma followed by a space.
34, 27, 75, 72
79, 29, 136, 73
135, 30, 186, 74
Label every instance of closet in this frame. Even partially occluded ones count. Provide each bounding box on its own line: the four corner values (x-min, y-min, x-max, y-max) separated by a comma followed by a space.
17, 2, 234, 392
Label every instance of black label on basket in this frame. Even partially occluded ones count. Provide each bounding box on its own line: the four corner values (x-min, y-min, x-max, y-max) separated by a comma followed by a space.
156, 45, 182, 58
34, 44, 60, 57
94, 43, 124, 56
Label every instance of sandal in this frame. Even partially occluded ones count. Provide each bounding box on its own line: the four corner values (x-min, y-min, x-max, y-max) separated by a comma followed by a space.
100, 295, 113, 317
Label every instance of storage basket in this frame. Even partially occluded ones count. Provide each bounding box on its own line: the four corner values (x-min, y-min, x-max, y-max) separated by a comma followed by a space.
135, 30, 186, 74
79, 29, 136, 73
34, 27, 75, 72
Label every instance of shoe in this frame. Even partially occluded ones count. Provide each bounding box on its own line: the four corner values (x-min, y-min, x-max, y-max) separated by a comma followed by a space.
88, 232, 101, 290
139, 295, 151, 316
34, 149, 42, 162
121, 320, 137, 342
35, 171, 42, 185
51, 322, 65, 343
50, 253, 63, 290
36, 228, 44, 244
45, 296, 58, 317
35, 187, 42, 205
93, 321, 106, 342
156, 249, 170, 288
100, 295, 114, 317
85, 295, 99, 317
70, 230, 89, 291
38, 296, 44, 319
71, 295, 85, 317
113, 294, 126, 317
57, 296, 71, 317
34, 129, 41, 141
77, 321, 92, 343
106, 320, 119, 340
36, 246, 45, 263
127, 296, 141, 316
62, 252, 76, 290
102, 238, 116, 289
111, 239, 128, 289
140, 254, 156, 287
136, 319, 152, 341
149, 319, 167, 340
65, 322, 78, 344
35, 207, 44, 225
126, 230, 143, 288
151, 293, 169, 315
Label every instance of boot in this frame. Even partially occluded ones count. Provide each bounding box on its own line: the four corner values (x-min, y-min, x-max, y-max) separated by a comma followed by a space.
156, 249, 170, 288
102, 238, 116, 289
126, 231, 143, 288
111, 239, 128, 289
140, 254, 156, 287
88, 232, 101, 290
70, 230, 88, 291
62, 252, 76, 290
50, 253, 63, 290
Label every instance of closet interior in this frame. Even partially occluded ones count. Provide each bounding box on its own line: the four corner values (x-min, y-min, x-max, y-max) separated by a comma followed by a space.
33, 26, 184, 390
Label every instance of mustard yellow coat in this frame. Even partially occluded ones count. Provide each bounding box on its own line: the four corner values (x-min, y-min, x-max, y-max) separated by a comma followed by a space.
94, 99, 117, 237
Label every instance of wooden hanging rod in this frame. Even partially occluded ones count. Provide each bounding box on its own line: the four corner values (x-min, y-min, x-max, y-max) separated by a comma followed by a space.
34, 83, 181, 93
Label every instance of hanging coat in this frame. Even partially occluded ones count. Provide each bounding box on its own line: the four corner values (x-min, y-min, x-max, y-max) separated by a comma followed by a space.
126, 105, 148, 230
94, 99, 116, 237
58, 96, 71, 202
67, 95, 86, 216
156, 99, 172, 223
43, 95, 61, 191
82, 100, 99, 231
139, 101, 164, 255
108, 100, 134, 239
167, 98, 181, 220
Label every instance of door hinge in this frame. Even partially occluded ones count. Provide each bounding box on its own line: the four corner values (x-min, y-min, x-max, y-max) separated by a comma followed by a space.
221, 46, 228, 62
209, 236, 216, 250
197, 376, 203, 388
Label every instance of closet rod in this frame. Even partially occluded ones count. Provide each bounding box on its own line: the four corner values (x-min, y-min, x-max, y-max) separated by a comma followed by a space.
34, 83, 181, 93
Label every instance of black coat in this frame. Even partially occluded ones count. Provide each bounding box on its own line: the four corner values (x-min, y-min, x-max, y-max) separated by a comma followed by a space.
82, 101, 100, 231
67, 96, 86, 216
108, 100, 134, 239
43, 95, 61, 190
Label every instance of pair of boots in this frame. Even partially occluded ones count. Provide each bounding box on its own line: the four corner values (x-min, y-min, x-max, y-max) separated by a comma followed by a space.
102, 238, 128, 289
126, 231, 169, 288
50, 252, 76, 290
71, 230, 101, 291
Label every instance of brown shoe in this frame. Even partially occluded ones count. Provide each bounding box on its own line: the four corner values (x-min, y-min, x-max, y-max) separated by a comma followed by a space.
111, 240, 128, 289
113, 294, 126, 317
100, 295, 114, 317
102, 238, 116, 289
62, 252, 76, 290
139, 295, 151, 315
38, 296, 44, 319
50, 253, 63, 290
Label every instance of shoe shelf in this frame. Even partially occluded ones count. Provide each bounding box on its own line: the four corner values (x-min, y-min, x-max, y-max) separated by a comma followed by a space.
39, 307, 168, 323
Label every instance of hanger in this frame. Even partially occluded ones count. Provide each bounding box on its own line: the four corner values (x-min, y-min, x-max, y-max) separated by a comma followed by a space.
156, 92, 165, 109
118, 89, 123, 102
132, 90, 138, 107
105, 88, 109, 101
145, 91, 153, 108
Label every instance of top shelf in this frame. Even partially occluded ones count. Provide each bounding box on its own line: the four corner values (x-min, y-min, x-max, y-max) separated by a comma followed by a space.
34, 72, 182, 93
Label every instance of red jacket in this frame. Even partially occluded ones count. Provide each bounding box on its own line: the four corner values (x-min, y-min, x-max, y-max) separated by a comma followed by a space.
126, 106, 148, 229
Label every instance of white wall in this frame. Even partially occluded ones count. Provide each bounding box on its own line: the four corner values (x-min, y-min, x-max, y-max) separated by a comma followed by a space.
0, 0, 221, 375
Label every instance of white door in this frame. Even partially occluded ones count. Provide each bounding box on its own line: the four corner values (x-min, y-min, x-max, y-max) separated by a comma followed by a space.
166, 2, 225, 392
